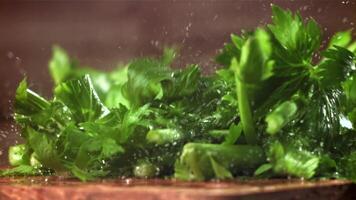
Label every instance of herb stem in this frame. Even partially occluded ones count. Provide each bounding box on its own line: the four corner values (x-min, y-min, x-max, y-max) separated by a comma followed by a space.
236, 79, 257, 144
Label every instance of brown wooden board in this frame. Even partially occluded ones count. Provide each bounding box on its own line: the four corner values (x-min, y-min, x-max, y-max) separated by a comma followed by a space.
0, 177, 355, 200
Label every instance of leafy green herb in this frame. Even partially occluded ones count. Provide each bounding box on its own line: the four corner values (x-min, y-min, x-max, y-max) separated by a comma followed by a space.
2, 5, 356, 182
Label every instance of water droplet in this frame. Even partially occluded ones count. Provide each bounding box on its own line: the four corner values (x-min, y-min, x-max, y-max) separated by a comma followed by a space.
342, 17, 348, 23
125, 178, 132, 185
301, 5, 309, 11
7, 51, 14, 59
340, 115, 353, 129
150, 40, 159, 47
341, 0, 350, 5
15, 57, 22, 65
185, 22, 192, 37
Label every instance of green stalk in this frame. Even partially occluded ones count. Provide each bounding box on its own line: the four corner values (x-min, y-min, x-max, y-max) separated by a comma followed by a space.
146, 129, 182, 145
15, 80, 50, 115
175, 143, 265, 180
236, 79, 257, 144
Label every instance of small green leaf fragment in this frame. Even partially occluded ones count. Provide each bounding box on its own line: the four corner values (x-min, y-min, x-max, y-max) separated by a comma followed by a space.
265, 101, 297, 135
49, 45, 75, 85
254, 163, 273, 176
268, 142, 319, 179
223, 123, 242, 145
328, 30, 352, 48
0, 165, 39, 176
209, 156, 233, 179
133, 160, 159, 178
146, 129, 182, 145
8, 144, 30, 166
237, 28, 272, 84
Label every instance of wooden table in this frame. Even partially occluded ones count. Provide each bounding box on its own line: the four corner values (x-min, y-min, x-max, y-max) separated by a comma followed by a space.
0, 176, 355, 200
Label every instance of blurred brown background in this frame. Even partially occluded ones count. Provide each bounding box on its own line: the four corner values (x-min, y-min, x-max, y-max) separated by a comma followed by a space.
0, 0, 355, 164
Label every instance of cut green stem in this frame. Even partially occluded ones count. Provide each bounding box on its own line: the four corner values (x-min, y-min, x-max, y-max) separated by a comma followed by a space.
236, 79, 257, 144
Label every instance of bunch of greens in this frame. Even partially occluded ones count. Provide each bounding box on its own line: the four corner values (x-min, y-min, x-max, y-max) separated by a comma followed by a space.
2, 5, 356, 182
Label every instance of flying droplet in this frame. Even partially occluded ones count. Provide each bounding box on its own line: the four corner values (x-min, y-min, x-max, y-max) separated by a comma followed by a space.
7, 51, 14, 59
342, 17, 348, 23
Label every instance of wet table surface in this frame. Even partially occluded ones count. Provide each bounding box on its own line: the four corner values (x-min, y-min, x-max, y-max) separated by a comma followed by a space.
0, 176, 355, 200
